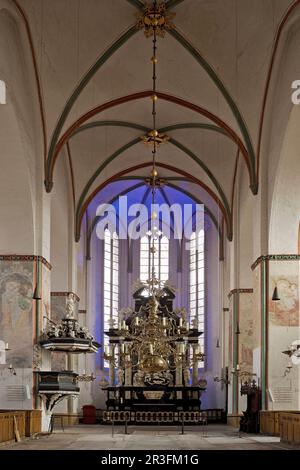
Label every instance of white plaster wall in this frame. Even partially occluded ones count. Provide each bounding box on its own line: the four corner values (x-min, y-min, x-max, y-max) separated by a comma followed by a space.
50, 151, 73, 291
269, 105, 300, 253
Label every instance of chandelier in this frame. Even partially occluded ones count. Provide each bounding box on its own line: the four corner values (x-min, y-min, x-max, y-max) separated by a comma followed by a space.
103, 1, 203, 376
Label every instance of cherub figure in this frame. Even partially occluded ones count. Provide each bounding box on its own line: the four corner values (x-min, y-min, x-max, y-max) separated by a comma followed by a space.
66, 293, 76, 319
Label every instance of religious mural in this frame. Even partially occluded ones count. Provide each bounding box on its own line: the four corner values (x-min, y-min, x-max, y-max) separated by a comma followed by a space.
0, 259, 34, 368
42, 263, 51, 328
252, 266, 261, 350
228, 303, 233, 366
269, 276, 299, 326
50, 294, 68, 371
239, 294, 254, 370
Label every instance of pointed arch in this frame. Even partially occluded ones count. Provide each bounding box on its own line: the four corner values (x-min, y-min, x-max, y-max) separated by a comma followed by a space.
45, 91, 253, 192
75, 161, 232, 243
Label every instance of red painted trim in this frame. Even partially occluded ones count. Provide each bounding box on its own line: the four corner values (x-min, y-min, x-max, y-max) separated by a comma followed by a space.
76, 161, 232, 242
12, 0, 47, 161
51, 291, 80, 302
47, 91, 252, 185
228, 288, 254, 299
257, 0, 300, 182
0, 254, 51, 270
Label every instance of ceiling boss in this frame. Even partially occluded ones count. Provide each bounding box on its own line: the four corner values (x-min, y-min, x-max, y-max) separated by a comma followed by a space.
136, 1, 176, 38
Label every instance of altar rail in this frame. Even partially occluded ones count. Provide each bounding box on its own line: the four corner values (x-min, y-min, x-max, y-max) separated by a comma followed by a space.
102, 410, 220, 424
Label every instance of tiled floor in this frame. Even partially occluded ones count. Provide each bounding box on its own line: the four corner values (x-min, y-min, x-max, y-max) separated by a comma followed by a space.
1, 424, 299, 450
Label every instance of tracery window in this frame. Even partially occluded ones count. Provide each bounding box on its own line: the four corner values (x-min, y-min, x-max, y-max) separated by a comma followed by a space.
103, 229, 119, 365
140, 234, 169, 283
189, 230, 205, 367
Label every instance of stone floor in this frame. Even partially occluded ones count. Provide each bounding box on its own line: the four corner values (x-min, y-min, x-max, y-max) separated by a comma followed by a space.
1, 424, 299, 450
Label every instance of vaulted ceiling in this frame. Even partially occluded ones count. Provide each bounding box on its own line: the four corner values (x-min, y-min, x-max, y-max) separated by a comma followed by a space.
16, 0, 296, 244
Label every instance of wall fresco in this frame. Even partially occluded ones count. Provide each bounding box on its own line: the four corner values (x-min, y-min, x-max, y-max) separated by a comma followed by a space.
239, 293, 254, 370
0, 260, 34, 368
269, 276, 299, 326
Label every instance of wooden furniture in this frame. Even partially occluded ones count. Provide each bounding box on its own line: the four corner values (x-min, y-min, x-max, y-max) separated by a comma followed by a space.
25, 410, 41, 437
0, 411, 26, 444
239, 381, 261, 433
280, 412, 300, 445
260, 411, 281, 436
37, 371, 79, 412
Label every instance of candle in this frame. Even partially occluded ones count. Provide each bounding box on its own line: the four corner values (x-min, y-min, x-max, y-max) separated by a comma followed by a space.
179, 318, 183, 327
104, 346, 109, 355
236, 364, 240, 371
5, 343, 8, 350
149, 344, 154, 355
135, 317, 139, 325
120, 343, 125, 353
180, 343, 185, 353
122, 320, 126, 329
162, 317, 167, 326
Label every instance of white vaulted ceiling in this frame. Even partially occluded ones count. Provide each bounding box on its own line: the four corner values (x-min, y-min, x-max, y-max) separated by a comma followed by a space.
12, 0, 296, 243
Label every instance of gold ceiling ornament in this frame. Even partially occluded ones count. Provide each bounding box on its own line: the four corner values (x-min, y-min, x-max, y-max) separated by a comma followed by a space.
141, 130, 169, 147
136, 1, 175, 38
